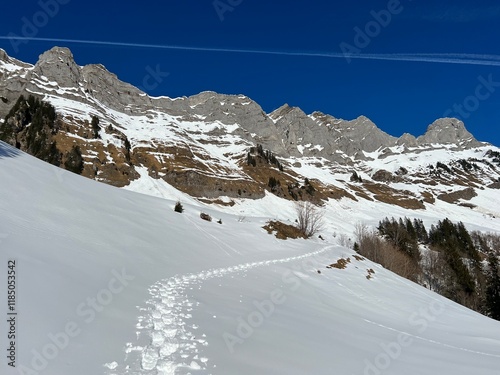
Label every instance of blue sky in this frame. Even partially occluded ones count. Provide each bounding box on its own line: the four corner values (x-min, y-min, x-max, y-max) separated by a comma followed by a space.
1, 0, 500, 145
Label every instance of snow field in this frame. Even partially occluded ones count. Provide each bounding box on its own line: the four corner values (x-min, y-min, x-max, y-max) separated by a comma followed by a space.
1, 141, 500, 374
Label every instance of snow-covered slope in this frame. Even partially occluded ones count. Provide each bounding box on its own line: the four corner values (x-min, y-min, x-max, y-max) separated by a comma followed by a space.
1, 141, 500, 375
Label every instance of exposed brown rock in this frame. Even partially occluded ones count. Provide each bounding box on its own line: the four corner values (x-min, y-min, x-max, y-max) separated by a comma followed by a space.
372, 169, 403, 183
437, 187, 477, 204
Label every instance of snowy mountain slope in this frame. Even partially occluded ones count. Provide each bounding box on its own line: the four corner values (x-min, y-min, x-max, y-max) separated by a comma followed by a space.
2, 46, 500, 212
1, 141, 500, 374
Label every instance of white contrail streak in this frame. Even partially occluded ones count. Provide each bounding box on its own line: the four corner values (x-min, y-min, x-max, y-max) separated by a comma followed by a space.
1, 36, 500, 67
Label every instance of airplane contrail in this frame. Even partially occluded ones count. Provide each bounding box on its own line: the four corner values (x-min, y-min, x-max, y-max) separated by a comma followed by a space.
2, 36, 500, 67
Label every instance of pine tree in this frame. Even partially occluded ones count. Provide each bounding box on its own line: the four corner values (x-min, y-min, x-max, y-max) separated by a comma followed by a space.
124, 137, 131, 162
174, 201, 184, 213
486, 252, 500, 320
64, 145, 84, 174
413, 218, 428, 243
353, 242, 360, 253
91, 116, 101, 139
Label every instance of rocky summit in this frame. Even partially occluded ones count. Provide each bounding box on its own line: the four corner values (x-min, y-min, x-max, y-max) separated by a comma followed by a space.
1, 46, 499, 213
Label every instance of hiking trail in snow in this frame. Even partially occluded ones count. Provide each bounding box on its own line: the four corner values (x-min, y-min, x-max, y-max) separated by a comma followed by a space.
104, 246, 332, 374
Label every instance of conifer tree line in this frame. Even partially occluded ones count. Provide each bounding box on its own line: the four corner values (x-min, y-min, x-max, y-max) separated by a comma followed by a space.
356, 217, 500, 320
246, 144, 284, 171
0, 95, 60, 165
0, 95, 86, 174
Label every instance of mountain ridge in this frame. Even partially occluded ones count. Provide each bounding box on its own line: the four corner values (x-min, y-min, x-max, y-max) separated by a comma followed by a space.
0, 46, 486, 151
1, 46, 499, 211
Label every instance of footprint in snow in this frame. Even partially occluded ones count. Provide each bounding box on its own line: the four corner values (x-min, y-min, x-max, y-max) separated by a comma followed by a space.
104, 246, 332, 374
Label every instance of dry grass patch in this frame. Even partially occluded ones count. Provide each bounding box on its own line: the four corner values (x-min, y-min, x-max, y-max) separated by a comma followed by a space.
327, 186, 358, 201
164, 170, 263, 199
262, 221, 306, 240
437, 187, 477, 204
363, 182, 425, 210
420, 191, 435, 204
198, 198, 236, 207
347, 184, 374, 201
326, 257, 351, 269
366, 268, 375, 280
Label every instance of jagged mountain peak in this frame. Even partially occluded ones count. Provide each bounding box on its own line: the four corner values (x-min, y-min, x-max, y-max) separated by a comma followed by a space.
397, 132, 418, 147
269, 103, 306, 122
417, 118, 481, 147
1, 47, 500, 222
0, 46, 493, 172
0, 48, 8, 62
322, 114, 398, 153
33, 46, 124, 91
37, 46, 75, 63
0, 48, 32, 69
31, 46, 81, 89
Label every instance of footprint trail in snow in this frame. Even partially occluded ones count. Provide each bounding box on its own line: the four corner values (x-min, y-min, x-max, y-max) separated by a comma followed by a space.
105, 246, 331, 374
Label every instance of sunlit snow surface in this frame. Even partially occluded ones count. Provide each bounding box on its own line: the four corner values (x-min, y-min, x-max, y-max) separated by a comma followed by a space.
1, 141, 500, 375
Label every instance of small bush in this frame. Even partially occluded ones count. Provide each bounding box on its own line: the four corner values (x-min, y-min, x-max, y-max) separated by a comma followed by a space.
200, 212, 212, 222
295, 201, 324, 238
174, 201, 184, 213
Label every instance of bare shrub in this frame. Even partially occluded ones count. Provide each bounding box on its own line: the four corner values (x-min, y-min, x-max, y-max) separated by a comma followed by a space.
355, 225, 421, 282
338, 233, 353, 248
295, 201, 324, 238
421, 250, 446, 292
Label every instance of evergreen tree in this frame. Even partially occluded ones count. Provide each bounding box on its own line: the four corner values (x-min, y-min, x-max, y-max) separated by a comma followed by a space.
413, 218, 428, 243
378, 217, 420, 261
486, 252, 500, 320
91, 116, 101, 139
353, 242, 360, 253
124, 137, 131, 162
268, 176, 280, 191
246, 152, 256, 167
1, 95, 61, 165
64, 145, 84, 174
429, 218, 476, 298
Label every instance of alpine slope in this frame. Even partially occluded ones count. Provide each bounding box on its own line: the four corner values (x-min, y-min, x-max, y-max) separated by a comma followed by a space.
1, 141, 500, 375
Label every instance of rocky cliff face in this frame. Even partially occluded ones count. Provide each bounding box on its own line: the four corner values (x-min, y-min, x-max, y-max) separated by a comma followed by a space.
1, 46, 498, 211
0, 47, 485, 158
417, 118, 483, 148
